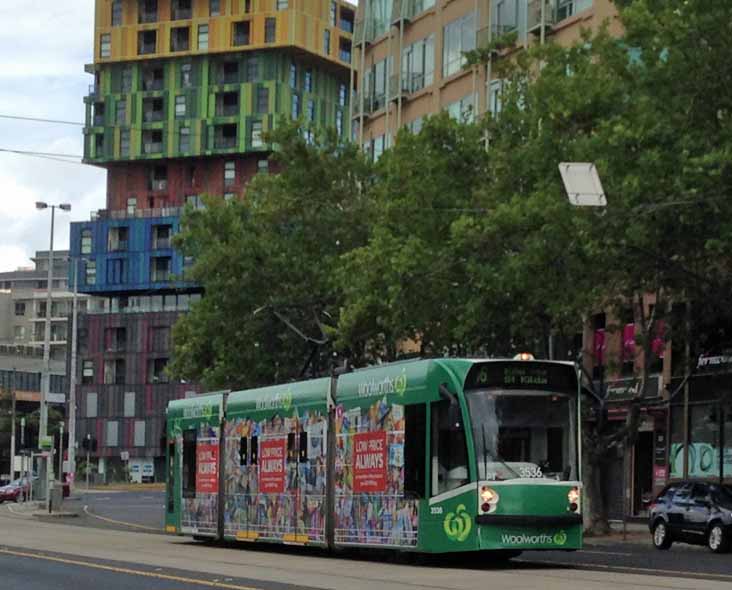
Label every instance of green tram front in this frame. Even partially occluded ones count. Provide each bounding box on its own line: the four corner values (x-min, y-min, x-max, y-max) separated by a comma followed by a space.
428, 358, 582, 553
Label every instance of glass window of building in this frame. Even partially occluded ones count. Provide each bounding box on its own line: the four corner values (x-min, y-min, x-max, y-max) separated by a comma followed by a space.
251, 120, 263, 148
122, 66, 133, 92
175, 95, 186, 117
134, 421, 146, 447
402, 34, 434, 93
257, 159, 269, 174
366, 0, 393, 39
106, 421, 119, 447
338, 82, 347, 107
85, 261, 97, 285
209, 0, 220, 16
81, 229, 93, 254
181, 63, 192, 88
291, 93, 300, 118
323, 29, 331, 55
112, 0, 123, 26
277, 0, 288, 9
265, 17, 276, 43
256, 86, 269, 114
100, 34, 111, 58
556, 0, 593, 21
124, 392, 136, 417
86, 393, 98, 418
443, 12, 475, 77
289, 62, 297, 88
179, 126, 190, 152
491, 0, 519, 35
330, 1, 337, 26
198, 24, 209, 50
446, 93, 476, 123
224, 161, 236, 186
304, 69, 313, 92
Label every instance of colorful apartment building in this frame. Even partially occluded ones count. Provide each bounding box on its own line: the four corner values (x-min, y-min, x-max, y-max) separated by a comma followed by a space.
351, 0, 620, 157
70, 0, 354, 482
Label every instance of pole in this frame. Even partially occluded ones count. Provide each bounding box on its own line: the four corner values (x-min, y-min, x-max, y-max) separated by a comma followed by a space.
58, 422, 64, 483
41, 206, 55, 511
67, 259, 79, 491
10, 370, 16, 480
86, 434, 91, 492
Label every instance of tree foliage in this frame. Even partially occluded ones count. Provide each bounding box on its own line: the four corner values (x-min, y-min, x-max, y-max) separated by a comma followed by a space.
170, 122, 373, 389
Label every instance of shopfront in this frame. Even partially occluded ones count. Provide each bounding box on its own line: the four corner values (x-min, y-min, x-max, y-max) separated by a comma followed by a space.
669, 363, 732, 482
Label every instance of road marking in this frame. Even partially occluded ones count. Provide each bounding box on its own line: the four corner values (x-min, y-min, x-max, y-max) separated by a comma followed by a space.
579, 549, 634, 556
0, 547, 260, 590
83, 505, 162, 532
5, 504, 31, 517
516, 557, 732, 582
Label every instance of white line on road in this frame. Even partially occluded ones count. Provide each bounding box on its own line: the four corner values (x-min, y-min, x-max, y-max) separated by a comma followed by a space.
82, 505, 162, 532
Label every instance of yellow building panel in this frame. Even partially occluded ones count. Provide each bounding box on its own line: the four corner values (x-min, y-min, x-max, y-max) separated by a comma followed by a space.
94, 0, 353, 67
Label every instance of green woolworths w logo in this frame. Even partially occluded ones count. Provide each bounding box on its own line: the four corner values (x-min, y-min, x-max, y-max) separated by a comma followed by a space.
443, 504, 472, 542
553, 530, 568, 546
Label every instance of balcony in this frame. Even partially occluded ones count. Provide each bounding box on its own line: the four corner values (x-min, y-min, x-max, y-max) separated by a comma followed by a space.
143, 142, 163, 154
90, 206, 183, 221
528, 0, 556, 35
151, 269, 172, 282
353, 20, 374, 45
108, 240, 128, 252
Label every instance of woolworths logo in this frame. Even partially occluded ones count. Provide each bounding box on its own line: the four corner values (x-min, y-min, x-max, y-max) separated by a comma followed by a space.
357, 369, 408, 398
501, 530, 568, 546
443, 504, 472, 542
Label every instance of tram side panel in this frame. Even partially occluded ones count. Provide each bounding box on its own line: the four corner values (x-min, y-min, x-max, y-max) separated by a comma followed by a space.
223, 386, 329, 545
333, 394, 420, 549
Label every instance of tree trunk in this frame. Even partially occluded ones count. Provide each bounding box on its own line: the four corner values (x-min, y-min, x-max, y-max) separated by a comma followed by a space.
583, 444, 612, 535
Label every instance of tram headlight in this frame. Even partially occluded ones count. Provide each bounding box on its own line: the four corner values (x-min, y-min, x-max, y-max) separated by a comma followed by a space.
479, 486, 499, 514
568, 486, 580, 512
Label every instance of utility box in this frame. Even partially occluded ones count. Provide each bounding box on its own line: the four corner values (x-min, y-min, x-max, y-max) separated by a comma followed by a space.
49, 484, 64, 512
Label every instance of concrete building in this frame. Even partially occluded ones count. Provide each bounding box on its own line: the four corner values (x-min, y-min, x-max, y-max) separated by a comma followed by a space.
0, 251, 93, 362
70, 0, 355, 482
351, 0, 620, 156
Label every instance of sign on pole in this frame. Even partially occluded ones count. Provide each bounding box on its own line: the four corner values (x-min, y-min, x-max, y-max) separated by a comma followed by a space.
558, 162, 607, 207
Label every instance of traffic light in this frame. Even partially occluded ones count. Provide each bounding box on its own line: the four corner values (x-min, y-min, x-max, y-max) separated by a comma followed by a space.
81, 436, 97, 452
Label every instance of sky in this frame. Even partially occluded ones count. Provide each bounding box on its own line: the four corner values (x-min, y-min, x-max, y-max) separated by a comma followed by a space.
0, 1, 106, 273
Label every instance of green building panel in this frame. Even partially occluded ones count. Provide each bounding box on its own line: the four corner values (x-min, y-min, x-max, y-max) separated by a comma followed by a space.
84, 52, 350, 164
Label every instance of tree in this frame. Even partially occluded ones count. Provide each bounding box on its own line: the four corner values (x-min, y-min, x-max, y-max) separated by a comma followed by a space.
170, 122, 373, 389
336, 114, 490, 359
464, 0, 732, 532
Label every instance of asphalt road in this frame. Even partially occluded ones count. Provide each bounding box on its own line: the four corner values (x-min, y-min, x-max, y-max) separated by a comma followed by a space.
11, 490, 732, 585
1, 508, 732, 590
0, 547, 311, 590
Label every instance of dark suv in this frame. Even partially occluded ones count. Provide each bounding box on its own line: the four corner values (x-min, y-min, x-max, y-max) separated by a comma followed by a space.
649, 481, 732, 553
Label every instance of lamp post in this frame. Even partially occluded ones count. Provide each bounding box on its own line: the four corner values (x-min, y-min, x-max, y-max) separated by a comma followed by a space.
67, 257, 82, 492
35, 201, 71, 508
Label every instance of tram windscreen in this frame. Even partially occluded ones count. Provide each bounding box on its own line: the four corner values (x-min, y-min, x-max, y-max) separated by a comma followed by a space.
466, 390, 577, 481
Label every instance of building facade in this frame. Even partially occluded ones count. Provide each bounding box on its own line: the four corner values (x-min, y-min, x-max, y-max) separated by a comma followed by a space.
0, 251, 88, 361
351, 0, 620, 157
71, 0, 354, 482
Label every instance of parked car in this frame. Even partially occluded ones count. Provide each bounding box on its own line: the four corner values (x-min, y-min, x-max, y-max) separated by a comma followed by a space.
649, 480, 732, 553
0, 477, 31, 503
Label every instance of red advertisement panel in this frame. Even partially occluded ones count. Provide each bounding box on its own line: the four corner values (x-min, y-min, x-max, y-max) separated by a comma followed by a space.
259, 437, 287, 494
353, 431, 387, 493
196, 443, 219, 494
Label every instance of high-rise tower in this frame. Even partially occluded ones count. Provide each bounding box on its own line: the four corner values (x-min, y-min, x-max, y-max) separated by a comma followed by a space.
70, 0, 354, 482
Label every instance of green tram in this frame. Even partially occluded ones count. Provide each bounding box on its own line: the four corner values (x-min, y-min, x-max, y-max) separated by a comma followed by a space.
165, 357, 583, 555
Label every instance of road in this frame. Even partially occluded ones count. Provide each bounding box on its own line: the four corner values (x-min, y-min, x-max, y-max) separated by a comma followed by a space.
3, 492, 732, 589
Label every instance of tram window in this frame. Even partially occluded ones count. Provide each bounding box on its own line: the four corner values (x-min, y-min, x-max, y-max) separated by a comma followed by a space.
250, 436, 258, 464
167, 441, 175, 512
239, 437, 248, 466
182, 429, 197, 499
299, 432, 308, 463
404, 403, 426, 497
431, 400, 469, 496
287, 432, 297, 461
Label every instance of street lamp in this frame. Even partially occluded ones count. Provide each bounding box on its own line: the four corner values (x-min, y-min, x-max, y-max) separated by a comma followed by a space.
36, 201, 71, 509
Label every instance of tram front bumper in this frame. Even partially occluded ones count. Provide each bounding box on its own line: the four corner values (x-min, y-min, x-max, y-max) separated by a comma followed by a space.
476, 514, 583, 551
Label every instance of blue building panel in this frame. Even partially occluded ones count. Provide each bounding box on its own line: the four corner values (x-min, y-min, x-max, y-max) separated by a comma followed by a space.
69, 215, 197, 295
